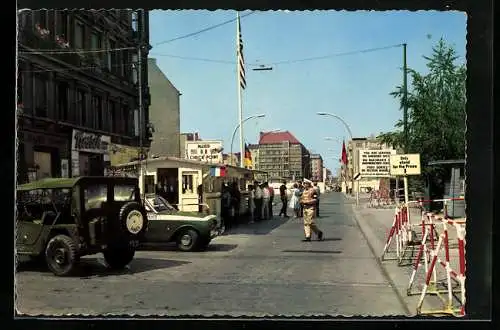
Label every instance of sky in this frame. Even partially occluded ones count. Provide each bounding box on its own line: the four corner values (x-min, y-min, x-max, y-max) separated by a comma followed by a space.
148, 10, 467, 173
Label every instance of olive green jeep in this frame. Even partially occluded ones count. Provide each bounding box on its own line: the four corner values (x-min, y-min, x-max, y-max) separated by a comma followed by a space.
16, 176, 148, 276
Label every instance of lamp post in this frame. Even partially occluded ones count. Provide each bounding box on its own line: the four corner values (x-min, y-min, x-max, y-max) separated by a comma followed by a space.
230, 114, 266, 166
316, 112, 356, 204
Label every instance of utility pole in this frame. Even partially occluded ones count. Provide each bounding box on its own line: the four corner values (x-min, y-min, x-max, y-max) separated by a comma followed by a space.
136, 9, 145, 196
402, 43, 409, 205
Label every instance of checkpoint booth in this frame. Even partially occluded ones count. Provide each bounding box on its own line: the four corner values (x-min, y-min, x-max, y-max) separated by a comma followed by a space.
109, 156, 264, 218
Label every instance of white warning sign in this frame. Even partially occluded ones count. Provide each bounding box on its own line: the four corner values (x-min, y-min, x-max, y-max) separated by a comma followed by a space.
390, 154, 421, 176
358, 149, 396, 178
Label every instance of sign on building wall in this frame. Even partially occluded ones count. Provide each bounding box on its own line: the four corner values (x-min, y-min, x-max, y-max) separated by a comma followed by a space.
389, 153, 421, 176
185, 141, 223, 164
71, 129, 111, 177
358, 149, 396, 178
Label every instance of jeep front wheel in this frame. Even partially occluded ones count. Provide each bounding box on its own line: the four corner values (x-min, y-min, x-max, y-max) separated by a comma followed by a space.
45, 235, 78, 276
103, 248, 135, 270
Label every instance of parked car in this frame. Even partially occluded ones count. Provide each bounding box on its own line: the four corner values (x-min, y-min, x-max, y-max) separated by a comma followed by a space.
143, 194, 220, 252
16, 177, 148, 276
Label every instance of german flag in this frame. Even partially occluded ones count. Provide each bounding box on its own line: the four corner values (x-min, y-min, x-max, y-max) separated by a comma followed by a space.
244, 143, 252, 168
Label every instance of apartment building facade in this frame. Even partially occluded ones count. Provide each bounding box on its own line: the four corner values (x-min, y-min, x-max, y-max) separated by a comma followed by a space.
309, 153, 323, 182
258, 131, 310, 180
17, 9, 151, 183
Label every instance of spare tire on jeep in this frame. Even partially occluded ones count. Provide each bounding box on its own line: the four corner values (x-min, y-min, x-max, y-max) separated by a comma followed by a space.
118, 201, 148, 238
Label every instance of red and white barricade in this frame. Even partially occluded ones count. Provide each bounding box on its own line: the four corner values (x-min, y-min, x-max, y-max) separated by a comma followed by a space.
416, 217, 466, 316
406, 212, 442, 296
380, 203, 420, 265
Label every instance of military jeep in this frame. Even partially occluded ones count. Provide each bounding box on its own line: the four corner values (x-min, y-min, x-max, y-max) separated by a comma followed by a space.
16, 176, 148, 276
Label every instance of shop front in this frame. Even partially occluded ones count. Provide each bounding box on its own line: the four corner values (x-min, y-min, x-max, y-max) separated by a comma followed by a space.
17, 130, 69, 183
70, 129, 111, 177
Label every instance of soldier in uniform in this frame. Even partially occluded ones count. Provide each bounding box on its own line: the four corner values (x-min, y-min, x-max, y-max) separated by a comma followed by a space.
300, 179, 324, 242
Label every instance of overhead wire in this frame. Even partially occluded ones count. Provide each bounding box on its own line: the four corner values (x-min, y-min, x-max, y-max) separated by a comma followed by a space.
150, 43, 404, 67
153, 11, 255, 47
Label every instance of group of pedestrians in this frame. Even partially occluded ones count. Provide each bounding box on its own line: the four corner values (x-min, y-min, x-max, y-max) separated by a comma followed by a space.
223, 179, 324, 242
249, 181, 275, 223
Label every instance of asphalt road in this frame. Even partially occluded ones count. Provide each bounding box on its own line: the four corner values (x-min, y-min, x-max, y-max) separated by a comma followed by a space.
15, 192, 409, 317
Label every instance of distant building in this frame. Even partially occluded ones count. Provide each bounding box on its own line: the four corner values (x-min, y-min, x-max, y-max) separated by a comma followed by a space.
223, 152, 240, 167
258, 130, 310, 180
309, 154, 323, 182
179, 132, 201, 158
147, 58, 181, 158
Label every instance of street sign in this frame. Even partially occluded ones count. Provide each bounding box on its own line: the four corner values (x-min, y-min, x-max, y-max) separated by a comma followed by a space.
390, 154, 421, 176
354, 172, 361, 180
358, 149, 396, 178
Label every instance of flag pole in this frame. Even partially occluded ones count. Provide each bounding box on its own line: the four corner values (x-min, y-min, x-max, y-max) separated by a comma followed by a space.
236, 11, 245, 168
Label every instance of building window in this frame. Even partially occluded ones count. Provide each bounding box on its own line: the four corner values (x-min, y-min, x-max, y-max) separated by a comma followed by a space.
131, 11, 139, 31
74, 21, 84, 49
76, 89, 87, 126
35, 10, 49, 29
90, 31, 102, 65
55, 10, 68, 40
122, 50, 128, 78
57, 81, 69, 121
109, 39, 117, 73
109, 100, 117, 133
92, 94, 103, 130
34, 73, 48, 118
122, 105, 130, 136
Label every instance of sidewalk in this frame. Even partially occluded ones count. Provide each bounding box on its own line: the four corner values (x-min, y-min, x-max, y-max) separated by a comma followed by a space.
350, 197, 460, 317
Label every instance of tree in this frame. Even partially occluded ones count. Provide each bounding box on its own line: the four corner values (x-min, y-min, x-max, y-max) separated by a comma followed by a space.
378, 39, 466, 194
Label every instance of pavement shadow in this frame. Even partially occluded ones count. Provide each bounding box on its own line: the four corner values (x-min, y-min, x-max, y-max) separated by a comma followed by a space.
139, 242, 238, 252
225, 216, 291, 236
16, 257, 190, 278
281, 249, 343, 254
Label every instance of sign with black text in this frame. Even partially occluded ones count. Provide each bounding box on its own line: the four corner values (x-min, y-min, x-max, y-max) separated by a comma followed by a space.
390, 154, 421, 176
358, 149, 396, 178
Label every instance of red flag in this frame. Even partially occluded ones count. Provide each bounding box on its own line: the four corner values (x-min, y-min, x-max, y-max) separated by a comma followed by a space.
341, 140, 348, 165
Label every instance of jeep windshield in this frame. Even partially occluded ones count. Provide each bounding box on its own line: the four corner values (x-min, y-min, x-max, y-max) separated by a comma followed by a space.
144, 195, 176, 213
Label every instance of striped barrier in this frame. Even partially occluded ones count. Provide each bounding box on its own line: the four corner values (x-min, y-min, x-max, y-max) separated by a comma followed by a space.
416, 217, 466, 316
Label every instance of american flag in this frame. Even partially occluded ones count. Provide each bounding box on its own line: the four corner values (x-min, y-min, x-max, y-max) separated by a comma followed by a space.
237, 12, 246, 90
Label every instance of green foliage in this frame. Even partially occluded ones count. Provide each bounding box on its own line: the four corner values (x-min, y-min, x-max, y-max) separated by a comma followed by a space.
378, 39, 466, 192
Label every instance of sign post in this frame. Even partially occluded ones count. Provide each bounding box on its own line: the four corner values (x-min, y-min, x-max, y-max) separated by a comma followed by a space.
389, 153, 421, 204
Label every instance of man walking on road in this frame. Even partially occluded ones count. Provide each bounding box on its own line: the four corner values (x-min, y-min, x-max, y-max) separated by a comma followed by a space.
300, 179, 323, 242
262, 182, 270, 220
278, 181, 289, 218
268, 183, 275, 219
254, 181, 263, 221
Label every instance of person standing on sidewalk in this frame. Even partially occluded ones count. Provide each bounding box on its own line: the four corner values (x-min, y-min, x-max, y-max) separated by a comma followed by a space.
279, 181, 289, 218
300, 179, 323, 242
298, 181, 305, 218
253, 181, 263, 221
313, 182, 321, 217
268, 183, 275, 219
262, 182, 270, 220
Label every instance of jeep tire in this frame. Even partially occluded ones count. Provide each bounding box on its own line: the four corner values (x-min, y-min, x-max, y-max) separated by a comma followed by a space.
45, 234, 78, 276
119, 202, 147, 237
103, 247, 135, 270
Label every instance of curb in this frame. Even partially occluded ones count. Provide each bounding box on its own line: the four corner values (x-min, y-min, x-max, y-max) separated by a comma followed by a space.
346, 195, 413, 316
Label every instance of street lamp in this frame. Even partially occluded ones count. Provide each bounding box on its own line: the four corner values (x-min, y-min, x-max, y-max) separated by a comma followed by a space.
230, 114, 266, 166
316, 112, 356, 201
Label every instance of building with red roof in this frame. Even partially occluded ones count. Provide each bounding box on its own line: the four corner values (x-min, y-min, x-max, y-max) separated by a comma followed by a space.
257, 130, 311, 180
